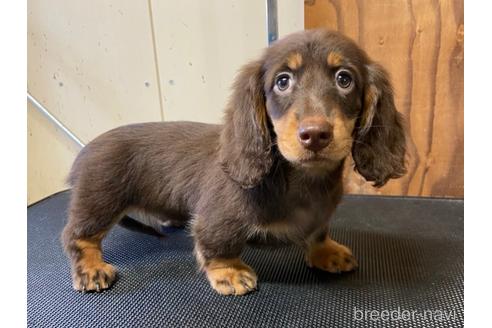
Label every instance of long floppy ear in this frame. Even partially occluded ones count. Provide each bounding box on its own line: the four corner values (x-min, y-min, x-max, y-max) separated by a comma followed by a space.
352, 63, 407, 187
219, 59, 273, 188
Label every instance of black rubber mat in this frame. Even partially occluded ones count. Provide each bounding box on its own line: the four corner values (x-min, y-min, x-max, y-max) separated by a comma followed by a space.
27, 191, 463, 327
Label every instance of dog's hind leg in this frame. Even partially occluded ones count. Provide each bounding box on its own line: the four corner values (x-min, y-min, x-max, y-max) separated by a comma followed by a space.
61, 189, 126, 292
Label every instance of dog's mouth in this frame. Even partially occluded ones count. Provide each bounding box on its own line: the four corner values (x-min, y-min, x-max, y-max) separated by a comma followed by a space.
277, 150, 342, 174
275, 139, 348, 171
301, 154, 326, 162
297, 154, 336, 168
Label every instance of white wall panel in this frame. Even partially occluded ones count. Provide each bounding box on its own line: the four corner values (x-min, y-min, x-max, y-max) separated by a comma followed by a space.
27, 0, 162, 143
27, 102, 80, 204
278, 0, 304, 38
151, 0, 268, 123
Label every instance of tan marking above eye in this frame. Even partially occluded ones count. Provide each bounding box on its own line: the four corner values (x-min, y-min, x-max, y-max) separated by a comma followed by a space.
327, 51, 344, 67
286, 52, 303, 70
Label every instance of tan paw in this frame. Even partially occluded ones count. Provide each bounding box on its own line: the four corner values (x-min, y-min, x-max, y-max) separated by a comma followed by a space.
205, 258, 257, 296
72, 261, 117, 292
307, 239, 358, 273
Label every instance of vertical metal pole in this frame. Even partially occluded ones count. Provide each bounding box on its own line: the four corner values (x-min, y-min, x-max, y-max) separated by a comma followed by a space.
266, 0, 278, 45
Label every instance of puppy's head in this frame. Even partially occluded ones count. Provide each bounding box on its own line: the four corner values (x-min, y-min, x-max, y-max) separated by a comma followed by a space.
220, 29, 406, 188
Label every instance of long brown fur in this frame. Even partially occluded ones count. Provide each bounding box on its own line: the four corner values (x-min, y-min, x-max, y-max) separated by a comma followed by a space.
62, 29, 406, 295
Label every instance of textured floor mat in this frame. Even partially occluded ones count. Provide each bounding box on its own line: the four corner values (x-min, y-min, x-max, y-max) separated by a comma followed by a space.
27, 191, 463, 327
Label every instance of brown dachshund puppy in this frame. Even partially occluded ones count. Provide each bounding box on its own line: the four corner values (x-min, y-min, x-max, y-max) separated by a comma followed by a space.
62, 29, 406, 295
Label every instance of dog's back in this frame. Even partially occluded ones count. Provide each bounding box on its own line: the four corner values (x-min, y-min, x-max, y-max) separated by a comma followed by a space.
66, 121, 221, 232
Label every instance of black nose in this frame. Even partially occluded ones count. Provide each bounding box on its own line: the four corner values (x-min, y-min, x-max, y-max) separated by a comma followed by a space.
298, 118, 333, 152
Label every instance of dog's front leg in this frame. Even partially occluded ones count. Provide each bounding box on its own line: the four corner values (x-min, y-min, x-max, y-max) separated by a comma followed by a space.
201, 256, 257, 296
195, 247, 257, 296
305, 230, 358, 273
192, 220, 256, 296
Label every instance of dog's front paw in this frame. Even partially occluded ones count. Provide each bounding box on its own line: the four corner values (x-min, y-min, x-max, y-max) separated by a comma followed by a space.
307, 239, 358, 273
72, 261, 117, 292
204, 258, 257, 296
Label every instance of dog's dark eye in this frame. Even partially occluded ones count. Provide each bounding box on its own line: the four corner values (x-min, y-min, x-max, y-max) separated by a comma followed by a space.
335, 70, 353, 89
277, 76, 290, 90
274, 72, 294, 93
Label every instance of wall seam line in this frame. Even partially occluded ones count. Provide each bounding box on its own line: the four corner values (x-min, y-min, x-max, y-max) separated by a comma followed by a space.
147, 0, 165, 121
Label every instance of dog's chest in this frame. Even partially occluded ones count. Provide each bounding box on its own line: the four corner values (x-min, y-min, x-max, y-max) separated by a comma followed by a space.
249, 170, 342, 243
248, 179, 334, 243
248, 207, 321, 243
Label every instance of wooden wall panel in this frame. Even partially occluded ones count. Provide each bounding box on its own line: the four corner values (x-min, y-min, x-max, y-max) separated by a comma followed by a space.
305, 0, 463, 198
